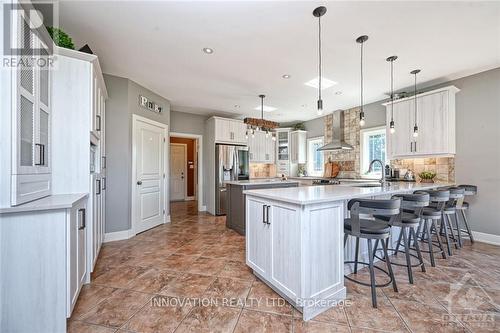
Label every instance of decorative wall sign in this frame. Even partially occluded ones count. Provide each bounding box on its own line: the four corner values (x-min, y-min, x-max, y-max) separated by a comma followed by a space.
139, 95, 163, 113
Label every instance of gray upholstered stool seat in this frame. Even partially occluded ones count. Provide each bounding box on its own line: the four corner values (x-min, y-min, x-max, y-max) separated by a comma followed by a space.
375, 212, 420, 224
421, 207, 442, 218
344, 219, 390, 234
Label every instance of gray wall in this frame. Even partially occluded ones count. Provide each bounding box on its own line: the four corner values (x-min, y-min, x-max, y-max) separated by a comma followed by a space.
170, 110, 209, 209
303, 68, 500, 236
104, 74, 171, 233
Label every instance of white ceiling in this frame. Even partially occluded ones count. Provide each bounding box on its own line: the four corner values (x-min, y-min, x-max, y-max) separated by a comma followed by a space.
53, 1, 500, 122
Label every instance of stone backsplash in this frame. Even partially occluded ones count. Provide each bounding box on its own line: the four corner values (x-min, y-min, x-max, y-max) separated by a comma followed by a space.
324, 107, 361, 179
391, 157, 455, 182
250, 163, 277, 178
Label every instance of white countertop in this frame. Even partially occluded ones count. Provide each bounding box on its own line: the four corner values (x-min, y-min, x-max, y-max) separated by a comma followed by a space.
244, 182, 451, 205
0, 193, 88, 214
225, 179, 300, 186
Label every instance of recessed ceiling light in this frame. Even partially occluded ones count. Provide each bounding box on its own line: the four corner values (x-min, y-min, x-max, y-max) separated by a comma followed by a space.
282, 74, 291, 79
254, 105, 277, 112
304, 77, 338, 90
234, 104, 240, 108
335, 91, 343, 95
202, 47, 214, 54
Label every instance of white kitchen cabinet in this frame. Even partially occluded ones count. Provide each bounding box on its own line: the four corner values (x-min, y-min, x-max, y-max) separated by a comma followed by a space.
0, 194, 88, 332
276, 129, 291, 176
211, 117, 247, 145
384, 86, 458, 159
290, 130, 307, 164
67, 200, 87, 317
0, 4, 53, 206
248, 131, 275, 163
246, 196, 271, 277
51, 47, 107, 275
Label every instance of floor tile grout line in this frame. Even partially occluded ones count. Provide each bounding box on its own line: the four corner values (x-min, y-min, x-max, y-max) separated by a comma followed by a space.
383, 293, 415, 333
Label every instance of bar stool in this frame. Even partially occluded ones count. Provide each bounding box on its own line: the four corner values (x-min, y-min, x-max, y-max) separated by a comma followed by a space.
373, 193, 429, 284
435, 187, 466, 250
457, 185, 477, 244
414, 189, 449, 267
344, 198, 401, 308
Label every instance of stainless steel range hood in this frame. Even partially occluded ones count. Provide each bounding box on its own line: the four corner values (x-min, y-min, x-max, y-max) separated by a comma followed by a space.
318, 110, 354, 151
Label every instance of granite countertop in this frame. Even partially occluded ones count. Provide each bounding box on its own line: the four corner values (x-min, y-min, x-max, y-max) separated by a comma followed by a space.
243, 182, 451, 205
225, 179, 300, 186
0, 193, 88, 214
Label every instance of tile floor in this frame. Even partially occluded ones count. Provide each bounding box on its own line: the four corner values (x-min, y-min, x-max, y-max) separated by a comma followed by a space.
68, 201, 500, 333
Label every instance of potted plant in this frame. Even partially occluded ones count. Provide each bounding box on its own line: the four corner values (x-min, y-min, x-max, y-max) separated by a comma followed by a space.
419, 171, 436, 183
46, 27, 75, 50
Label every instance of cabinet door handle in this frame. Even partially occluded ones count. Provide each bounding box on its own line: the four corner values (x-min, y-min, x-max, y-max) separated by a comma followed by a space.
96, 115, 101, 131
35, 143, 45, 166
266, 205, 271, 225
78, 208, 86, 230
96, 179, 101, 195
102, 156, 106, 169
102, 177, 106, 190
414, 141, 417, 152
410, 142, 413, 152
262, 205, 267, 224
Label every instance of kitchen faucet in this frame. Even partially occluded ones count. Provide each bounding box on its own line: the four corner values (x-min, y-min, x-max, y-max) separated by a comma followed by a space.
368, 159, 387, 185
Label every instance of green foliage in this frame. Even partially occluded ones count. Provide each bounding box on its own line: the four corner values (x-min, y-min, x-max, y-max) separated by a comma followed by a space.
292, 123, 306, 131
419, 171, 436, 180
46, 27, 75, 49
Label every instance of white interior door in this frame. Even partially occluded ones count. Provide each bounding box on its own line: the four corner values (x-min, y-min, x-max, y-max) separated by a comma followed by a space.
170, 143, 186, 201
134, 117, 166, 234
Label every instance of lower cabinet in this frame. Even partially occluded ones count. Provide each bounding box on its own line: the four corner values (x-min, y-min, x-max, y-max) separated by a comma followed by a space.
246, 196, 301, 299
67, 200, 87, 316
0, 194, 88, 332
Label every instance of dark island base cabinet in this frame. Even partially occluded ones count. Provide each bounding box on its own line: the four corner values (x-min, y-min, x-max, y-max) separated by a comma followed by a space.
226, 182, 299, 235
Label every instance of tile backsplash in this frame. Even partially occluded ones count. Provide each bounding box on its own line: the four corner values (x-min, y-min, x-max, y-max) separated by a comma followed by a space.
324, 107, 361, 179
250, 163, 276, 178
391, 157, 455, 182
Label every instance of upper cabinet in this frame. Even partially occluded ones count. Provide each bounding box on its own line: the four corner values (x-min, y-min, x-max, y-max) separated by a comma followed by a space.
211, 117, 247, 145
384, 86, 459, 159
248, 131, 275, 163
0, 5, 53, 206
290, 130, 307, 164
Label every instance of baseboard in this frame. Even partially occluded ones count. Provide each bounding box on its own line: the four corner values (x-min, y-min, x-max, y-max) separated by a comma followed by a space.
104, 229, 134, 243
166, 215, 171, 223
185, 196, 195, 201
472, 231, 500, 246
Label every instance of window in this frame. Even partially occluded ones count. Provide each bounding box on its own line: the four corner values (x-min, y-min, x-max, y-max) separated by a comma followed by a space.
360, 126, 386, 178
307, 136, 324, 177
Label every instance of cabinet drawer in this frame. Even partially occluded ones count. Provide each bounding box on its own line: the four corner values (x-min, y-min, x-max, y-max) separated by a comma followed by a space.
11, 174, 51, 206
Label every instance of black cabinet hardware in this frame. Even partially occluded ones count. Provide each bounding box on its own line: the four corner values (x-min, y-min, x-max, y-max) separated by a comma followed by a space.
35, 143, 45, 166
96, 115, 101, 131
96, 179, 101, 195
78, 208, 86, 230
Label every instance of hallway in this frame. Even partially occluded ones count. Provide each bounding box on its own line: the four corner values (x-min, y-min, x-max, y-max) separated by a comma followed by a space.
68, 201, 500, 332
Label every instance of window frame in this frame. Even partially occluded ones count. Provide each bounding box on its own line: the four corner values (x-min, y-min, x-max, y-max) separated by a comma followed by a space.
306, 136, 325, 177
360, 126, 387, 179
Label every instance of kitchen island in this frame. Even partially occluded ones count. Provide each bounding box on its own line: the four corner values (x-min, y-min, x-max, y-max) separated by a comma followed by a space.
225, 179, 299, 235
244, 182, 449, 321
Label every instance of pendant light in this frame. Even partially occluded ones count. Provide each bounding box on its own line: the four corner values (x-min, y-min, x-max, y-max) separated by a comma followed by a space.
411, 69, 421, 137
313, 6, 326, 116
386, 55, 398, 134
356, 35, 368, 126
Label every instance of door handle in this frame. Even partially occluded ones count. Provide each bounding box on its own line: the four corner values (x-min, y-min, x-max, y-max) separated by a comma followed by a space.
137, 180, 142, 185
96, 179, 101, 195
102, 177, 106, 190
78, 208, 86, 230
96, 115, 101, 131
266, 205, 271, 225
262, 205, 267, 224
35, 143, 45, 166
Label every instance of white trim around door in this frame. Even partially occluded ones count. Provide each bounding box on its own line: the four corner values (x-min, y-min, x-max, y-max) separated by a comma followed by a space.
170, 131, 205, 212
131, 115, 169, 237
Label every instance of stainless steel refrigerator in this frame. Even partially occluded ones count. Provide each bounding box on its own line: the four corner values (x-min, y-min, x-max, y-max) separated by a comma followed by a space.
215, 144, 249, 215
